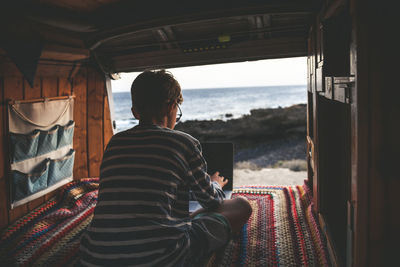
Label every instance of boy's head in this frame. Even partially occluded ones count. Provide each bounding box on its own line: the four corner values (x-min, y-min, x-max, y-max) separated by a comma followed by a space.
131, 69, 183, 123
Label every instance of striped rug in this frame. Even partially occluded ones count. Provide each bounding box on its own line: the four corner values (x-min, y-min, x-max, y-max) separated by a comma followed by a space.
1, 179, 329, 266
207, 183, 331, 267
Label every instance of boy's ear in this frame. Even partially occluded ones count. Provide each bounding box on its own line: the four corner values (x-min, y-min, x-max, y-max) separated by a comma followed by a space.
131, 107, 140, 120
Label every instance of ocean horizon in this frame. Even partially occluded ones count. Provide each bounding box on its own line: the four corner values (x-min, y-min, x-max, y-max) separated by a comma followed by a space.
112, 85, 307, 132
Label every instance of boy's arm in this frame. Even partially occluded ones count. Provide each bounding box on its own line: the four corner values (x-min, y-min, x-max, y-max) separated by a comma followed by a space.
187, 144, 226, 209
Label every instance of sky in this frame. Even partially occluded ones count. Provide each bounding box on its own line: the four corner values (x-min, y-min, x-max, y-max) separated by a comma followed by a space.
111, 56, 307, 92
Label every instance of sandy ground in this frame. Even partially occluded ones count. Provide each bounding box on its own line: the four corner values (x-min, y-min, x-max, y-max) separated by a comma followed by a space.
233, 168, 307, 187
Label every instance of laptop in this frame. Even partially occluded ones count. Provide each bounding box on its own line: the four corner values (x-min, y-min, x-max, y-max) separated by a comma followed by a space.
189, 142, 234, 212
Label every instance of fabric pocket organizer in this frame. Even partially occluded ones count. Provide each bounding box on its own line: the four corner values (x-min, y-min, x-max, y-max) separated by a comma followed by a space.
12, 159, 50, 201
10, 121, 75, 163
10, 130, 40, 163
47, 149, 75, 186
11, 149, 75, 201
57, 120, 74, 149
37, 125, 59, 156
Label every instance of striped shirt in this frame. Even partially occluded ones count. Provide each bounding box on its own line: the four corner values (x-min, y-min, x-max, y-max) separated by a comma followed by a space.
79, 124, 225, 266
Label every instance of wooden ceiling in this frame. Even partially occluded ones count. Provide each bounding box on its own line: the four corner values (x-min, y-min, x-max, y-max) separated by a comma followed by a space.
1, 0, 318, 74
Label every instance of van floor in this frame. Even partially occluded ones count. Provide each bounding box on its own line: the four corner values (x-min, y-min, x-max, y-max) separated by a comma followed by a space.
0, 178, 330, 266
208, 182, 330, 266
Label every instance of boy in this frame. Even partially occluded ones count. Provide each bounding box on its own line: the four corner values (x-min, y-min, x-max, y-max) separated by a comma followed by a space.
79, 70, 252, 266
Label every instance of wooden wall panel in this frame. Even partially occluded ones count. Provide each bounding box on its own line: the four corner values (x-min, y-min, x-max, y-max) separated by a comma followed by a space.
365, 5, 398, 265
42, 77, 59, 98
308, 1, 399, 265
59, 78, 72, 96
24, 79, 41, 99
87, 70, 104, 178
72, 68, 88, 179
103, 91, 114, 150
0, 56, 77, 78
318, 98, 351, 265
309, 5, 352, 265
0, 63, 113, 230
350, 2, 374, 266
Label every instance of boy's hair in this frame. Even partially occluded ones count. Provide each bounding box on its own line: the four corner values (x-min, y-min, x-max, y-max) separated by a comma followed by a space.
131, 69, 183, 121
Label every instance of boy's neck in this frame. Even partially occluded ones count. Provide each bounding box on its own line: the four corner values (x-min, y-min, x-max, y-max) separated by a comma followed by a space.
139, 117, 169, 129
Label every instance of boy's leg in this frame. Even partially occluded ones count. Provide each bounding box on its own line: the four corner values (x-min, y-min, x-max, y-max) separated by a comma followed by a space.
186, 197, 252, 266
190, 196, 252, 234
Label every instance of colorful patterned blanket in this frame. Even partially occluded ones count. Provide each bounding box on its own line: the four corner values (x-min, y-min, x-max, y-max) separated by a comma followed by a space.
1, 179, 329, 266
0, 178, 99, 266
207, 184, 331, 266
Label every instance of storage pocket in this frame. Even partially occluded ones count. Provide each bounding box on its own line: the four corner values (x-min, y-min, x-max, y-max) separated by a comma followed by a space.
12, 159, 50, 201
37, 125, 59, 156
57, 120, 74, 149
48, 149, 75, 186
10, 130, 40, 163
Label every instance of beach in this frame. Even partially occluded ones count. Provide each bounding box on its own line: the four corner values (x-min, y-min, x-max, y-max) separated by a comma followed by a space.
233, 168, 307, 186
112, 85, 307, 132
112, 88, 308, 186
174, 104, 308, 186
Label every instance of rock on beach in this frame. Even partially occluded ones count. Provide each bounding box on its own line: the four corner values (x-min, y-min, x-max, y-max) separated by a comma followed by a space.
175, 104, 307, 168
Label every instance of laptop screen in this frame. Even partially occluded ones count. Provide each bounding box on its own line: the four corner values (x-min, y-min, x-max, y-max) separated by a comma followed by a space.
200, 142, 234, 191
189, 142, 234, 210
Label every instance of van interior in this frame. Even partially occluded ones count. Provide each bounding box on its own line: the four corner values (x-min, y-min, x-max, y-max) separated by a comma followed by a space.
0, 1, 398, 266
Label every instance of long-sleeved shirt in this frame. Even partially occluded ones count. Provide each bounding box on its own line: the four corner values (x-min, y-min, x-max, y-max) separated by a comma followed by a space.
79, 124, 225, 266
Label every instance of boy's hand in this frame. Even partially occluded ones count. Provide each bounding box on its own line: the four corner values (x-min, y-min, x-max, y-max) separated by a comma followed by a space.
210, 171, 228, 188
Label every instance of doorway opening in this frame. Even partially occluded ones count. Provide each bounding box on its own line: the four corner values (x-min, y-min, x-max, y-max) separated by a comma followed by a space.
110, 57, 308, 187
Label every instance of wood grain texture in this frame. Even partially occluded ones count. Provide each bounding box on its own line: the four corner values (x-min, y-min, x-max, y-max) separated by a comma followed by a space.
41, 77, 59, 98
72, 68, 88, 179
0, 60, 75, 78
23, 79, 41, 99
87, 69, 104, 178
103, 91, 113, 151
349, 1, 369, 265
58, 78, 72, 96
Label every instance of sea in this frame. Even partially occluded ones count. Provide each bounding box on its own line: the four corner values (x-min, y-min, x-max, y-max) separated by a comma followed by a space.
112, 85, 307, 132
